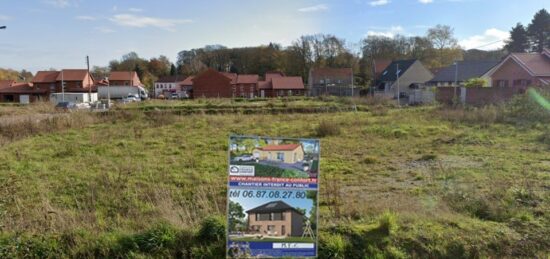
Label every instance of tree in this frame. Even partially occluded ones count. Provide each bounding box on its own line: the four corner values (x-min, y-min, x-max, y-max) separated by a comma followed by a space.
464, 78, 488, 88
527, 9, 550, 52
170, 64, 177, 76
91, 66, 110, 80
228, 201, 245, 232
505, 23, 529, 53
427, 25, 460, 67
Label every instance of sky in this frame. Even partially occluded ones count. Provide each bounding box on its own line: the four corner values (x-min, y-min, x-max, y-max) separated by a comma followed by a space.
0, 0, 547, 72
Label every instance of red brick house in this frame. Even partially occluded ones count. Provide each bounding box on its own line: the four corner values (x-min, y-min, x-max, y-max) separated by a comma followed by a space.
33, 69, 95, 93
258, 71, 305, 98
109, 71, 142, 86
484, 49, 550, 87
192, 69, 234, 98
236, 74, 259, 98
0, 82, 48, 103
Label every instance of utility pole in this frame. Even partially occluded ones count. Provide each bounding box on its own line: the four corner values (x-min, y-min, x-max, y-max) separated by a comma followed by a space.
61, 70, 65, 102
86, 56, 91, 103
396, 63, 400, 107
454, 61, 458, 105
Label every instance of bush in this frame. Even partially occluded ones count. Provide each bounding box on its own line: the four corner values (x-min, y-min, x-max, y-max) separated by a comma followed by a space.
197, 215, 225, 242
378, 211, 399, 236
319, 233, 347, 259
316, 121, 341, 137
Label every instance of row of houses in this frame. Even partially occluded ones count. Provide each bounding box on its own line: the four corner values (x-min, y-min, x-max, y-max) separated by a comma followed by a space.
154, 69, 306, 99
0, 70, 143, 104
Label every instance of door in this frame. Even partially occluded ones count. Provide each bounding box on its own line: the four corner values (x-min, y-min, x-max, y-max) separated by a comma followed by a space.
261, 90, 265, 98
281, 225, 286, 236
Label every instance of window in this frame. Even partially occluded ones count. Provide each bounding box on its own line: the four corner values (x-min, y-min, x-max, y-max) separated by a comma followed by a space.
288, 90, 292, 96
267, 225, 276, 231
496, 80, 508, 87
320, 79, 324, 84
277, 152, 284, 161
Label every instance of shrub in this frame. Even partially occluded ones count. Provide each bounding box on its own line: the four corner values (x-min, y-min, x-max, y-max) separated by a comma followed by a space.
316, 121, 341, 137
378, 211, 399, 236
197, 215, 225, 242
319, 233, 346, 259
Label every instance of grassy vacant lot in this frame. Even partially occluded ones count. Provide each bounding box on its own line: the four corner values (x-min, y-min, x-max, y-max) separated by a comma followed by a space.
0, 97, 548, 258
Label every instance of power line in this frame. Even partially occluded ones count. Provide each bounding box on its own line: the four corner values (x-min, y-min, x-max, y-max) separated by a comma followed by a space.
469, 39, 505, 50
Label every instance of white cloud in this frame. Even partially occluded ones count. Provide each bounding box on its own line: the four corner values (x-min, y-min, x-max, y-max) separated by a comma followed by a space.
109, 14, 193, 31
129, 8, 143, 13
419, 0, 433, 3
95, 27, 115, 33
0, 15, 10, 21
44, 0, 70, 8
370, 0, 390, 6
459, 28, 508, 50
367, 26, 404, 38
75, 15, 96, 21
298, 4, 329, 12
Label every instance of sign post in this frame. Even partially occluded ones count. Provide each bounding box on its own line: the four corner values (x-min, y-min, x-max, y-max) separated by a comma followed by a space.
226, 135, 320, 258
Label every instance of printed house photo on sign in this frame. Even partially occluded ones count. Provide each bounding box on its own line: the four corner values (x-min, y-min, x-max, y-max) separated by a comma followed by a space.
229, 136, 320, 179
227, 190, 317, 243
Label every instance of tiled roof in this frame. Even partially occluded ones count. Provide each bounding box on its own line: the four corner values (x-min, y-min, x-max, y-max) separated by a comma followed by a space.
272, 77, 305, 90
0, 80, 15, 89
0, 83, 47, 94
379, 60, 417, 82
310, 67, 353, 78
109, 71, 138, 81
258, 144, 301, 151
258, 81, 271, 89
55, 69, 89, 81
430, 60, 499, 82
156, 75, 186, 83
220, 72, 238, 84
246, 200, 304, 215
511, 53, 550, 76
374, 59, 392, 76
33, 71, 60, 83
181, 76, 194, 86
265, 71, 285, 81
237, 74, 259, 84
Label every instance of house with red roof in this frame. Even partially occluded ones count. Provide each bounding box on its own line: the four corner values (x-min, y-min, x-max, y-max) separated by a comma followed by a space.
192, 69, 305, 98
253, 143, 304, 164
484, 49, 550, 87
109, 71, 142, 87
154, 75, 186, 98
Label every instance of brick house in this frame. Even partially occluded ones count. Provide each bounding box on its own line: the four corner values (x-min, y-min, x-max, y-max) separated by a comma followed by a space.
246, 200, 305, 237
33, 69, 95, 93
308, 67, 354, 96
181, 76, 194, 98
483, 49, 550, 87
236, 74, 259, 98
192, 69, 233, 98
0, 82, 48, 103
109, 71, 142, 87
258, 72, 305, 98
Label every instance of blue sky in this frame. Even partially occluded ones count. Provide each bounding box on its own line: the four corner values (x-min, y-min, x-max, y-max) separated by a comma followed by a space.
0, 0, 547, 72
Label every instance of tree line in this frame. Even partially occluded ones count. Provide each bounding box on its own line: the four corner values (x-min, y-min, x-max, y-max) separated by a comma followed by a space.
2, 9, 547, 90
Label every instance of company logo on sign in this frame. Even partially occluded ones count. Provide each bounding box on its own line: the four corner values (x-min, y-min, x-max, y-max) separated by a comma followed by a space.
229, 165, 255, 176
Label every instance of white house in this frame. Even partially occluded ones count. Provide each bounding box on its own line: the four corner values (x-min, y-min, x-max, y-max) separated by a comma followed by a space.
154, 76, 186, 98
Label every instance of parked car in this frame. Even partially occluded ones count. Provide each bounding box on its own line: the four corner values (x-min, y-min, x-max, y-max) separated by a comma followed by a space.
233, 155, 256, 162
171, 93, 179, 99
55, 101, 77, 111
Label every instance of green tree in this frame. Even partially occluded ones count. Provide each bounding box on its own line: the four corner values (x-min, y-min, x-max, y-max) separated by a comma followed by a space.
427, 25, 460, 67
228, 201, 245, 232
505, 23, 529, 53
170, 64, 177, 76
527, 9, 550, 52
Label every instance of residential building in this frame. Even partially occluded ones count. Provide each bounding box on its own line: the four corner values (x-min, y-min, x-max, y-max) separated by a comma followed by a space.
246, 200, 305, 237
483, 49, 550, 87
308, 68, 354, 96
0, 83, 47, 103
258, 72, 306, 98
428, 60, 499, 87
180, 76, 194, 98
253, 144, 304, 164
33, 69, 95, 93
154, 75, 185, 98
109, 71, 142, 86
236, 74, 259, 98
192, 69, 234, 98
378, 59, 433, 97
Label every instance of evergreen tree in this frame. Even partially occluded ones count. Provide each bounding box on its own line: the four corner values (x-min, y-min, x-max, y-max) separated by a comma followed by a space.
170, 64, 177, 76
505, 23, 529, 53
527, 9, 550, 52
